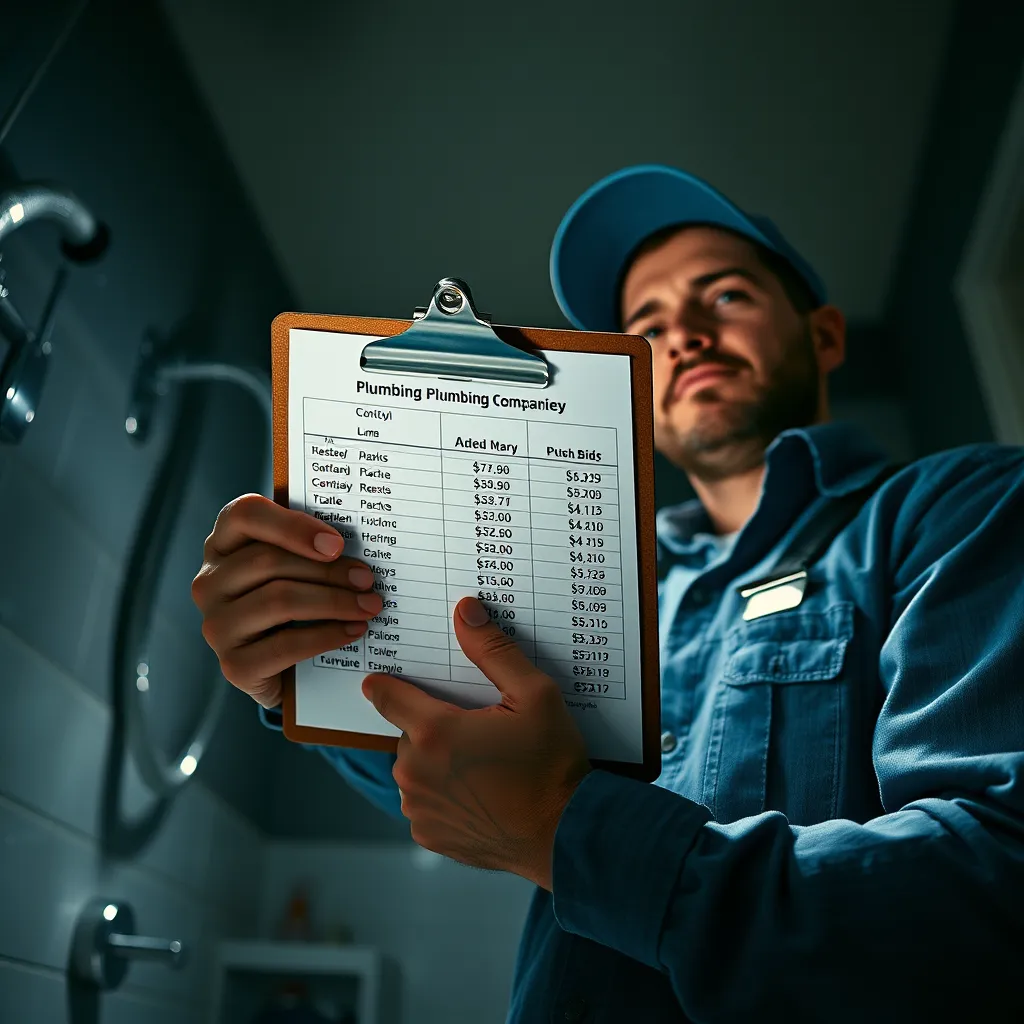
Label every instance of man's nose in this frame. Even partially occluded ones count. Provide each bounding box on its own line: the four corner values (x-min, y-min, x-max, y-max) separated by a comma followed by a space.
665, 323, 714, 360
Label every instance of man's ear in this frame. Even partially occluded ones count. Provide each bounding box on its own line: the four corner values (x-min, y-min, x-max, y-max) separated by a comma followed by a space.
809, 305, 846, 374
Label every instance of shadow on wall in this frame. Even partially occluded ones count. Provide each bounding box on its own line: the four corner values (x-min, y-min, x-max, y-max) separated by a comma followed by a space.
99, 224, 243, 864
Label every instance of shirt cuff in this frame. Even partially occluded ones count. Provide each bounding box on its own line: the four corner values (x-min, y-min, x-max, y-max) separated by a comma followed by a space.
258, 704, 284, 731
551, 769, 711, 971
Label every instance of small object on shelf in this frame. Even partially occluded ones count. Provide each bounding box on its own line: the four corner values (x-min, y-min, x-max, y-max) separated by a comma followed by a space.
278, 884, 314, 942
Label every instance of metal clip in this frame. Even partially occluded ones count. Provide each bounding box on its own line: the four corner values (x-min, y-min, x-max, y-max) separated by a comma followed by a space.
360, 277, 549, 388
738, 569, 808, 620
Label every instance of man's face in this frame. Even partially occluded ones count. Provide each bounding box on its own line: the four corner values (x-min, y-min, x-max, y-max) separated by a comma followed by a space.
620, 226, 827, 480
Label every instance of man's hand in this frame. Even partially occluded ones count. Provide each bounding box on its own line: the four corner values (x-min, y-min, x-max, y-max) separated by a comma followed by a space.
192, 494, 384, 708
362, 596, 592, 891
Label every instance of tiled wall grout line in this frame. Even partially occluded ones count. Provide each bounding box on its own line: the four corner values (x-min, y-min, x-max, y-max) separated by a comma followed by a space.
0, 790, 253, 927
5, 446, 128, 576
0, 952, 65, 980
2, 622, 110, 716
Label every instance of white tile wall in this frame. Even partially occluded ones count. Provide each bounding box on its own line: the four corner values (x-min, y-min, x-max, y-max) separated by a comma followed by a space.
0, 9, 284, 1019
0, 414, 266, 1017
0, 619, 264, 1014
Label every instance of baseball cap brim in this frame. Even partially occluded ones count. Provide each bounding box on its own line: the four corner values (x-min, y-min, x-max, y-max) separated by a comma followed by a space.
549, 164, 826, 333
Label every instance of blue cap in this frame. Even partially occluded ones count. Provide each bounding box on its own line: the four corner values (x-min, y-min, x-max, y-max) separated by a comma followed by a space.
549, 164, 827, 333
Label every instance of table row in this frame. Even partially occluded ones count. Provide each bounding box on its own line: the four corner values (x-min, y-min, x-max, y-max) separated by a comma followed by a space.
308, 443, 618, 483
357, 562, 623, 589
305, 490, 619, 519
313, 647, 628, 700
350, 615, 625, 647
308, 469, 617, 502
367, 578, 624, 602
354, 613, 624, 643
360, 591, 622, 619
312, 507, 619, 537
331, 544, 622, 571
334, 526, 621, 553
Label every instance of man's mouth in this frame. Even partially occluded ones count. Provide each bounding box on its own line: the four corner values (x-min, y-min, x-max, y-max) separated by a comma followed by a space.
668, 363, 738, 405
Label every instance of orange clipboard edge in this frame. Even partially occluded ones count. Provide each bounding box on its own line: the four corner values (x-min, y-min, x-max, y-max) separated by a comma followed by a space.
271, 310, 662, 782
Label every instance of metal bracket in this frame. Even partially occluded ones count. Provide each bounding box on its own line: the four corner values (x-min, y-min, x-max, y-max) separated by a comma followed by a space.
0, 262, 68, 444
360, 277, 549, 388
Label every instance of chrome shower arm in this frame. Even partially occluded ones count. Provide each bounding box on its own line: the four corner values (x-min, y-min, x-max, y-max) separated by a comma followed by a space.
0, 182, 109, 444
119, 341, 274, 798
126, 348, 273, 498
138, 357, 273, 500
0, 181, 109, 260
154, 360, 272, 426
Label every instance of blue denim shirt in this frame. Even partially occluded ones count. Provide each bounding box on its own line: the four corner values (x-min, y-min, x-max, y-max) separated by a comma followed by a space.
261, 422, 1024, 1021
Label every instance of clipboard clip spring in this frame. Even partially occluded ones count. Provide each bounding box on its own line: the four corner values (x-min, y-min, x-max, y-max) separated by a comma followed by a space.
360, 277, 550, 388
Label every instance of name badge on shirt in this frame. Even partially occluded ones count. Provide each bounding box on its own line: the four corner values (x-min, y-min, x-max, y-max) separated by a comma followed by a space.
738, 569, 808, 620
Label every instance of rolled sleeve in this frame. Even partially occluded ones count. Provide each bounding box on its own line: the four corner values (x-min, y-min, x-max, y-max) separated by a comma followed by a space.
551, 770, 711, 970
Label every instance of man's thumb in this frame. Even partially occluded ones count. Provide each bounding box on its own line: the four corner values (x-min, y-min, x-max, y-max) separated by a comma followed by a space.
453, 596, 540, 699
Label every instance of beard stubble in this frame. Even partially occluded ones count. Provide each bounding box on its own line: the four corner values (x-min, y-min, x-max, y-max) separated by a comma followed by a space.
662, 324, 820, 482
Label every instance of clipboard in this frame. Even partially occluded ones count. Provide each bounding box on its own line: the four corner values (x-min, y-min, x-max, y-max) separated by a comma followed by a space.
271, 278, 661, 782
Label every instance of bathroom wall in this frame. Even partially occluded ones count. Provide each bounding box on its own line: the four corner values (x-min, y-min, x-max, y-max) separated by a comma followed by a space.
260, 841, 535, 1024
884, 0, 1024, 455
0, 1, 290, 1018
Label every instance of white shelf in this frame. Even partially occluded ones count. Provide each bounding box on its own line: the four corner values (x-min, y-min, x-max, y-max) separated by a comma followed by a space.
212, 940, 388, 1024
219, 939, 382, 975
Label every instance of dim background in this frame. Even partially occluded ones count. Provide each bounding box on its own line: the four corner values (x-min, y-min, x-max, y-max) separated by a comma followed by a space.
0, 1, 1021, 1021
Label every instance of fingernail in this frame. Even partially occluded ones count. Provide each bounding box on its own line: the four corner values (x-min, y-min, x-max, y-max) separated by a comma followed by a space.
458, 597, 490, 627
348, 566, 375, 589
357, 591, 383, 613
314, 531, 343, 556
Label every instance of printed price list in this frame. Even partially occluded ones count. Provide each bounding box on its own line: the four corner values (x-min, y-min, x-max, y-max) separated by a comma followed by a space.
302, 398, 627, 700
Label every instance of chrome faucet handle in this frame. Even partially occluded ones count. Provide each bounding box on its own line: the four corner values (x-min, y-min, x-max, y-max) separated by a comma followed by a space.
71, 898, 188, 990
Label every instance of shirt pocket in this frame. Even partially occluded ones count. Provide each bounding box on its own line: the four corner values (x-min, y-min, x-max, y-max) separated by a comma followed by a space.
703, 601, 853, 825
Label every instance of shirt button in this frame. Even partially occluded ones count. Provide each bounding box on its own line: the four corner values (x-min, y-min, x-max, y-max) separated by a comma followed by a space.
689, 586, 707, 606
661, 730, 677, 754
563, 995, 587, 1021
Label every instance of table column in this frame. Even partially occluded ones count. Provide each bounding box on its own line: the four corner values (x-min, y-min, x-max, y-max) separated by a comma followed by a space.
527, 421, 625, 700
440, 413, 534, 686
302, 398, 451, 681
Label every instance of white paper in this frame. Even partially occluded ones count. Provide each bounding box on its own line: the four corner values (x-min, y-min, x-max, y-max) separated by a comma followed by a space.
288, 329, 645, 764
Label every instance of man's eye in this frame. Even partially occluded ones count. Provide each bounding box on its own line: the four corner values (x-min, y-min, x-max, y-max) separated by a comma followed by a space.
714, 290, 748, 307
642, 325, 664, 341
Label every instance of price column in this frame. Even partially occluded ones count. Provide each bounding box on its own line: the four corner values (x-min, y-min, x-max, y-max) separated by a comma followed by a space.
527, 421, 625, 699
440, 414, 533, 686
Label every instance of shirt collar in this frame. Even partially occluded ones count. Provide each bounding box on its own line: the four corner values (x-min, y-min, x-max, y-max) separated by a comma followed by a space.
656, 421, 891, 554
